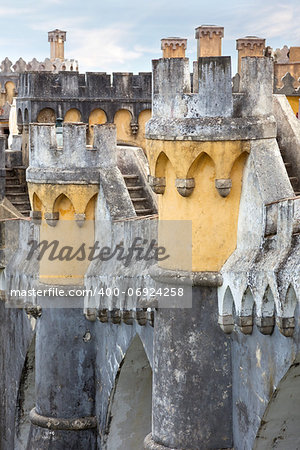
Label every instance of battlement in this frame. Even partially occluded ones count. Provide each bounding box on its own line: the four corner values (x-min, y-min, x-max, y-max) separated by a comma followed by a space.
18, 71, 151, 100
28, 122, 116, 175
150, 55, 274, 122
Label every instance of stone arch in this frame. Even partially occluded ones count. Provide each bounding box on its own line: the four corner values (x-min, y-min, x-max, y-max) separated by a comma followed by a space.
32, 193, 43, 212
88, 109, 107, 145
17, 108, 23, 127
37, 108, 56, 124
254, 353, 300, 449
187, 152, 215, 180
284, 284, 298, 316
104, 334, 152, 450
64, 108, 82, 123
229, 151, 249, 195
221, 286, 234, 316
155, 151, 171, 178
256, 285, 275, 335
5, 81, 15, 104
24, 108, 29, 124
241, 286, 255, 316
113, 109, 133, 144
238, 286, 255, 334
261, 285, 275, 318
53, 194, 75, 220
85, 194, 98, 220
14, 335, 35, 450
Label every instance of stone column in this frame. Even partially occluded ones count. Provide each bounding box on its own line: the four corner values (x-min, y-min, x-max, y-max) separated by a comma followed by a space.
144, 47, 240, 450
236, 36, 265, 73
28, 306, 97, 449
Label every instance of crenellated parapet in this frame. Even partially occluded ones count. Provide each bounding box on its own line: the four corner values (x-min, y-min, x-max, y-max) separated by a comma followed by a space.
18, 70, 151, 100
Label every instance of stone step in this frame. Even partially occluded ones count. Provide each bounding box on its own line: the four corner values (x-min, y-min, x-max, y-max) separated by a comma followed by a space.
131, 197, 147, 202
19, 211, 31, 217
135, 209, 153, 215
6, 176, 19, 185
289, 176, 299, 188
6, 193, 30, 203
5, 184, 26, 193
123, 174, 139, 187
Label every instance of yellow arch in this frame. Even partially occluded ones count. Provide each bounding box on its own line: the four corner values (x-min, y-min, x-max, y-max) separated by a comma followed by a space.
64, 108, 82, 123
53, 194, 75, 220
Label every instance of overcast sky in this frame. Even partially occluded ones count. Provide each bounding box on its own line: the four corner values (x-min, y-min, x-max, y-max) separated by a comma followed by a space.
0, 0, 299, 75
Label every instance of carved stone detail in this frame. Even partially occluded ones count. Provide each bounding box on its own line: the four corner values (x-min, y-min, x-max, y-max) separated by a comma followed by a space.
44, 211, 59, 227
215, 178, 232, 197
161, 38, 187, 50
175, 178, 195, 197
195, 26, 224, 39
148, 175, 166, 194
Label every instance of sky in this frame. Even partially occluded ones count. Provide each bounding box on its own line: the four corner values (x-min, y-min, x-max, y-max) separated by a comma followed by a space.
0, 0, 299, 75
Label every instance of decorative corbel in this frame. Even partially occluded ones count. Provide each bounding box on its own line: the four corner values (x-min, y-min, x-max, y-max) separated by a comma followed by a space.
215, 178, 232, 197
148, 175, 166, 194
75, 213, 85, 228
175, 178, 195, 197
44, 211, 59, 227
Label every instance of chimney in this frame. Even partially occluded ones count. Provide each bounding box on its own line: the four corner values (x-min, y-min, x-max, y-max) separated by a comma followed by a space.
195, 25, 224, 59
236, 36, 265, 73
161, 38, 187, 58
48, 29, 67, 61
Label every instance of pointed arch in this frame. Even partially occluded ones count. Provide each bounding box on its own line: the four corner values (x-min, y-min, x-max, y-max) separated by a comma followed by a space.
53, 193, 75, 220
155, 151, 171, 178
187, 151, 216, 179
241, 286, 255, 316
284, 284, 297, 316
221, 286, 234, 316
261, 285, 275, 317
32, 193, 43, 212
84, 194, 98, 220
104, 334, 152, 450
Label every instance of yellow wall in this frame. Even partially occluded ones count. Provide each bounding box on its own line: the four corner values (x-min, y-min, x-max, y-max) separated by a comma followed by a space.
0, 81, 16, 106
114, 109, 151, 149
147, 139, 249, 272
162, 45, 186, 58
88, 109, 107, 144
198, 37, 222, 57
28, 184, 98, 285
287, 96, 299, 115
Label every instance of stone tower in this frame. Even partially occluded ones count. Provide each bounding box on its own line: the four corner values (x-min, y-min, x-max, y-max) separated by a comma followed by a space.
48, 29, 67, 61
144, 32, 276, 448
